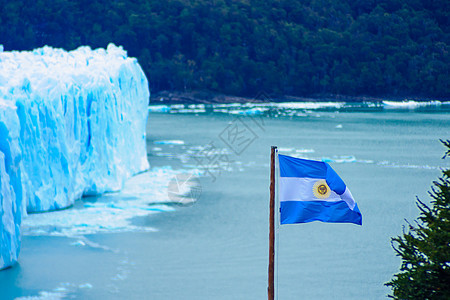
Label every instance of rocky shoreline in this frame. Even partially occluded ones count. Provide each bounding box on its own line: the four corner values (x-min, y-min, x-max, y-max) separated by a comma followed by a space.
149, 90, 445, 105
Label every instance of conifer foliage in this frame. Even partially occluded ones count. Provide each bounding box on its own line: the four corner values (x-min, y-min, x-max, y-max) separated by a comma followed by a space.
0, 0, 448, 98
386, 140, 450, 299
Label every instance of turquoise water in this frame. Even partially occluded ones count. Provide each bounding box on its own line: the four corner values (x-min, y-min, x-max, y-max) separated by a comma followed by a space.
0, 104, 449, 299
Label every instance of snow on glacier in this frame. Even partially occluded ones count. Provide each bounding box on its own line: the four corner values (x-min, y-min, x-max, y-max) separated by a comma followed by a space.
0, 44, 149, 269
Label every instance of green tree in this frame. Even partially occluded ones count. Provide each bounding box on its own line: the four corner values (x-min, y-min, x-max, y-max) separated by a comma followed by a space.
0, 0, 448, 98
386, 140, 450, 299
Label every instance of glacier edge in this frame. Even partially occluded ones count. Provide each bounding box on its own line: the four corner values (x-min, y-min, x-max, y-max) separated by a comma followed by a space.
0, 44, 149, 269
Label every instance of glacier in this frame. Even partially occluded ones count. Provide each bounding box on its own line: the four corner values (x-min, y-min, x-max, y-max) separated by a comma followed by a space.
0, 44, 149, 269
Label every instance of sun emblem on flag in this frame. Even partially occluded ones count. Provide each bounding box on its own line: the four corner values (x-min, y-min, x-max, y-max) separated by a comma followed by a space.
313, 180, 331, 199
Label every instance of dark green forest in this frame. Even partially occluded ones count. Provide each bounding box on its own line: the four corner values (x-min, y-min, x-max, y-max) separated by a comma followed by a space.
0, 0, 448, 98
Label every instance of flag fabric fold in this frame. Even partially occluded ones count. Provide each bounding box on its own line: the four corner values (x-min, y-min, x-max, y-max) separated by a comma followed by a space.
278, 154, 362, 225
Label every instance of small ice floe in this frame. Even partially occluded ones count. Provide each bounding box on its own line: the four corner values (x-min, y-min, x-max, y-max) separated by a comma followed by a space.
228, 107, 269, 115
16, 291, 64, 300
53, 287, 68, 293
278, 147, 294, 152
153, 140, 185, 145
377, 161, 440, 170
321, 156, 375, 164
15, 282, 95, 299
189, 104, 205, 109
70, 240, 86, 247
15, 284, 70, 300
275, 102, 344, 110
382, 100, 442, 109
176, 108, 206, 113
213, 108, 228, 113
148, 105, 171, 113
213, 103, 241, 108
335, 124, 343, 128
322, 156, 357, 163
21, 167, 188, 236
170, 104, 207, 113
295, 149, 315, 154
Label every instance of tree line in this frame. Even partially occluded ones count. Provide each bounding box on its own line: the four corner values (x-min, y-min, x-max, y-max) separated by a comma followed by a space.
0, 0, 448, 98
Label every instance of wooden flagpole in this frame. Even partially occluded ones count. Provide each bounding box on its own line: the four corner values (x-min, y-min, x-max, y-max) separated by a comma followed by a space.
268, 146, 277, 300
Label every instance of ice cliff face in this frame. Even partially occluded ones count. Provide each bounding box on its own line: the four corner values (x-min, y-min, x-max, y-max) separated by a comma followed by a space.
0, 44, 149, 269
0, 101, 23, 270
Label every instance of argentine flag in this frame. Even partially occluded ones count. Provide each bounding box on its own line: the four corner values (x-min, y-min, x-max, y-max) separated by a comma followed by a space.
278, 154, 362, 225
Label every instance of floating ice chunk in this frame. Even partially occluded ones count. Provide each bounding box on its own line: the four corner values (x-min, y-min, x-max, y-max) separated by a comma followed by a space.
21, 167, 194, 237
278, 147, 294, 152
15, 283, 87, 299
322, 156, 357, 163
376, 161, 441, 170
187, 104, 205, 109
275, 102, 344, 110
15, 289, 68, 300
176, 108, 206, 113
382, 100, 442, 108
295, 149, 315, 153
148, 105, 171, 113
154, 140, 185, 145
70, 240, 86, 247
229, 107, 269, 115
213, 103, 241, 108
320, 156, 374, 164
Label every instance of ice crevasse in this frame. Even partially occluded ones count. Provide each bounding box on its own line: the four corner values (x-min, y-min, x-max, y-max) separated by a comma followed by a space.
0, 44, 150, 269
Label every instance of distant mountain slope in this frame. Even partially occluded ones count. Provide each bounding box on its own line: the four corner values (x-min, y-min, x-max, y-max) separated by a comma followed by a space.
0, 0, 448, 98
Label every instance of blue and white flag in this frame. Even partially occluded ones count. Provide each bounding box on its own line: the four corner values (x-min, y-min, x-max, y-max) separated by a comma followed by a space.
278, 154, 362, 225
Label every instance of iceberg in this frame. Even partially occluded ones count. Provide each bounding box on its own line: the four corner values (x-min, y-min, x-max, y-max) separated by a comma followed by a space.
0, 44, 149, 269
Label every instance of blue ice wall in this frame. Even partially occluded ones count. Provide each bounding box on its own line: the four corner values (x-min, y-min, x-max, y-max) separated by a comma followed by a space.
0, 101, 23, 270
0, 44, 149, 269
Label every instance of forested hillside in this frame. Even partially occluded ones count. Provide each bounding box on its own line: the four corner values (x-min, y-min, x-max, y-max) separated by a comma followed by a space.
1, 0, 448, 98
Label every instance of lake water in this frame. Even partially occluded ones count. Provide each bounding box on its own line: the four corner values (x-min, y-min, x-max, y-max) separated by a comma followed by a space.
0, 101, 449, 299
